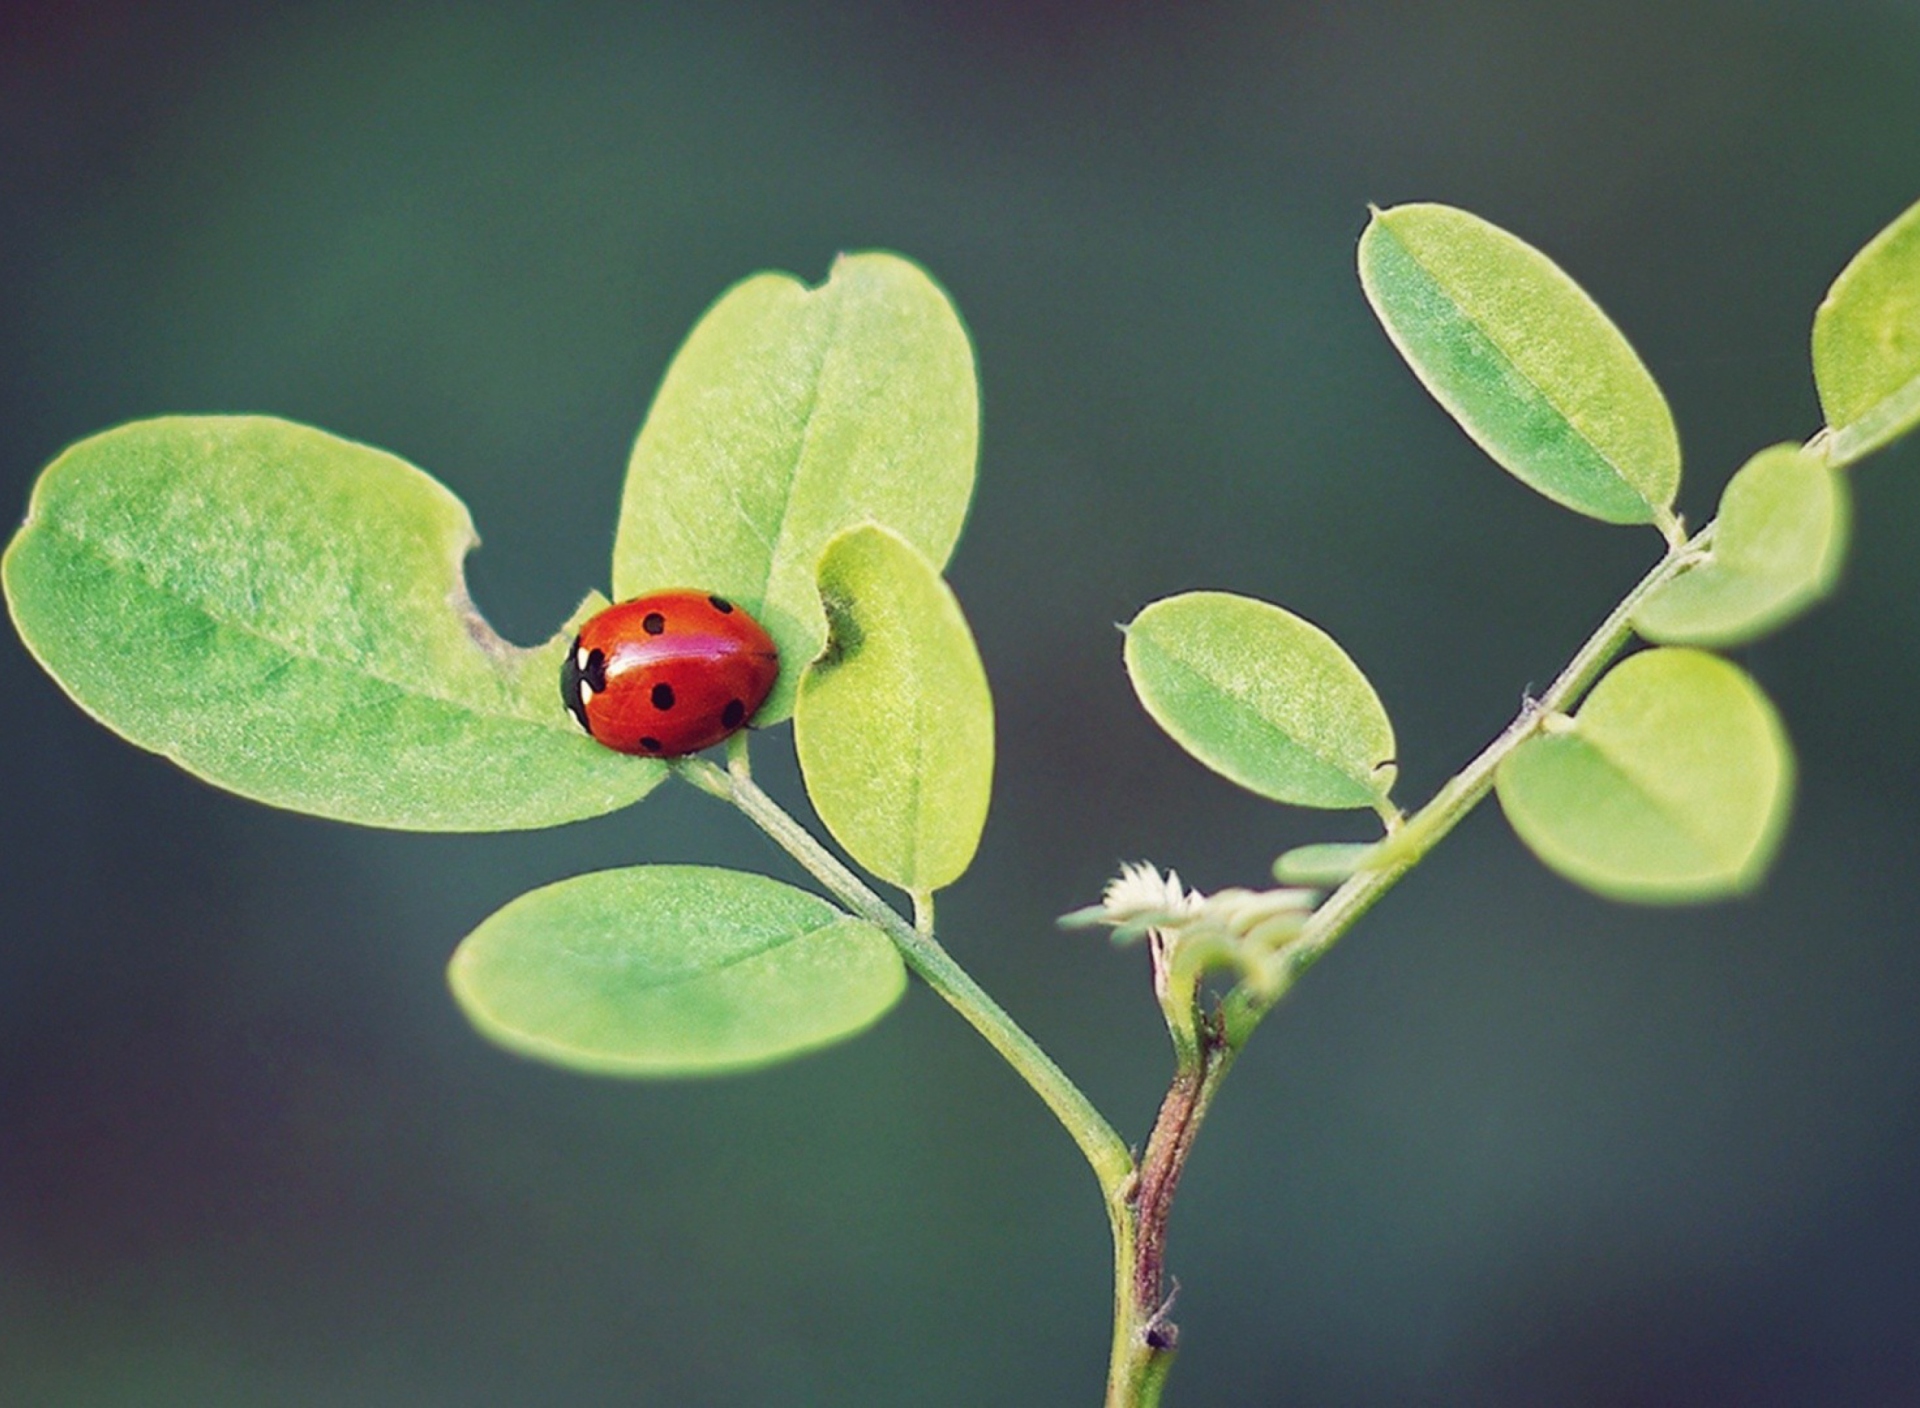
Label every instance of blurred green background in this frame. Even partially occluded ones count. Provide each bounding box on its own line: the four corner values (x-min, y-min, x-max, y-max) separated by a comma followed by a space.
6, 3, 1920, 1403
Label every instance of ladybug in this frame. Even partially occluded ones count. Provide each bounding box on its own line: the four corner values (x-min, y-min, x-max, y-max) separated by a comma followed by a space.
561, 590, 779, 756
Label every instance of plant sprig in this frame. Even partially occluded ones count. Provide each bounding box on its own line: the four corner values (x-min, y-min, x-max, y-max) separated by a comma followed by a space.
6, 194, 1918, 1407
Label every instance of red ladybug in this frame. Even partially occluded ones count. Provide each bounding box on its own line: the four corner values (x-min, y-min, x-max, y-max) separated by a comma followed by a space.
561, 590, 779, 756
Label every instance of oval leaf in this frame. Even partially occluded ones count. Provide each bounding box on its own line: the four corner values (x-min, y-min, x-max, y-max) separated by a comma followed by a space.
1124, 591, 1396, 810
1272, 841, 1380, 887
1359, 203, 1681, 526
1634, 443, 1850, 647
1813, 195, 1920, 467
4, 417, 661, 830
794, 525, 993, 894
1495, 648, 1794, 903
449, 865, 906, 1076
614, 253, 979, 723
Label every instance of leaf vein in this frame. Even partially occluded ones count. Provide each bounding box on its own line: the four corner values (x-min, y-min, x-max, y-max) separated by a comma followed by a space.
757, 287, 846, 609
43, 519, 565, 732
1392, 228, 1659, 513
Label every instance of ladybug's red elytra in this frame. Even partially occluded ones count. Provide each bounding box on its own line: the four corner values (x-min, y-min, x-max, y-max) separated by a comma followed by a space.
561, 591, 779, 756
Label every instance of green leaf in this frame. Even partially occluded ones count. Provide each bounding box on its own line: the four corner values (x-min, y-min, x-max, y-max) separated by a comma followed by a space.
449, 865, 905, 1077
1495, 648, 1794, 903
4, 417, 661, 830
1124, 591, 1396, 810
1272, 841, 1379, 887
1634, 444, 1850, 647
794, 525, 993, 894
1813, 195, 1920, 467
614, 252, 979, 723
1359, 203, 1681, 526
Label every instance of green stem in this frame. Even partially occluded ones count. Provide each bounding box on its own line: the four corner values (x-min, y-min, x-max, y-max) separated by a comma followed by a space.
1103, 1172, 1148, 1408
674, 757, 1135, 1195
1224, 520, 1711, 1040
678, 756, 1143, 1403
682, 522, 1705, 1408
1105, 524, 1712, 1403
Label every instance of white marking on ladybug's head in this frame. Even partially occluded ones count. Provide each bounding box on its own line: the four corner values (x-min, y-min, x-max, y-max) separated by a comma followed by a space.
579, 676, 597, 699
576, 644, 591, 670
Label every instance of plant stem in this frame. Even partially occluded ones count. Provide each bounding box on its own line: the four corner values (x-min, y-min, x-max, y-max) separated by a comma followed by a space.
1102, 524, 1711, 1406
1106, 1016, 1237, 1404
1226, 520, 1710, 1038
674, 757, 1134, 1194
686, 524, 1705, 1408
677, 756, 1148, 1402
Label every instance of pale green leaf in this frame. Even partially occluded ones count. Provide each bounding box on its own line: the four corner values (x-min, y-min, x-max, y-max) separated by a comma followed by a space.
1496, 648, 1794, 903
1272, 841, 1380, 887
1359, 203, 1680, 526
614, 253, 978, 722
1124, 591, 1396, 810
794, 524, 993, 893
449, 865, 905, 1076
4, 417, 661, 830
1634, 443, 1850, 647
1813, 195, 1920, 467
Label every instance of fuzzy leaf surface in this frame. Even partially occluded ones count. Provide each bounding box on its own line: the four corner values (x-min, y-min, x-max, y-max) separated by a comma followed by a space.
449, 865, 905, 1076
1496, 648, 1793, 903
4, 417, 660, 830
795, 525, 993, 893
1125, 591, 1396, 810
1814, 195, 1920, 466
1634, 444, 1849, 647
614, 253, 978, 722
1359, 203, 1680, 525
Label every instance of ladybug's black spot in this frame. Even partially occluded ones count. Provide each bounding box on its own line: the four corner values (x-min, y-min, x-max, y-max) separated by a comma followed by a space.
651, 682, 675, 710
642, 612, 666, 635
709, 596, 734, 613
639, 736, 663, 752
721, 699, 746, 730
